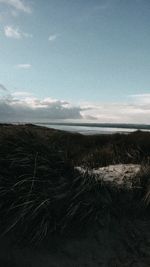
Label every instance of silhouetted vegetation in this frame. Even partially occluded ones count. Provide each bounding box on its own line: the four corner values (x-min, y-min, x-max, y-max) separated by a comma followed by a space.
0, 124, 150, 245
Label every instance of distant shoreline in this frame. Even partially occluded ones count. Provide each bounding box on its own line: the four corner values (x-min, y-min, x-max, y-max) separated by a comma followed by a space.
35, 122, 150, 135
1, 122, 150, 135
0, 122, 150, 130
35, 122, 150, 130
35, 124, 135, 135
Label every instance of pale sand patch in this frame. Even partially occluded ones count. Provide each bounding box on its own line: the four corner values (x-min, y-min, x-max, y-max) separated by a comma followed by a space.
76, 164, 141, 188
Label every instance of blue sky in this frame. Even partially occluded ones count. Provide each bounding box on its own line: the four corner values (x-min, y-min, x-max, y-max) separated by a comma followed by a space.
0, 0, 150, 123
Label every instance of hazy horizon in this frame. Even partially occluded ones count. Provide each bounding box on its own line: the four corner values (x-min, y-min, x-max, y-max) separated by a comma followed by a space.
0, 0, 150, 124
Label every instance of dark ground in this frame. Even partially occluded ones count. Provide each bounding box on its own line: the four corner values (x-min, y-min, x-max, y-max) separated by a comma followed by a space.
0, 124, 150, 267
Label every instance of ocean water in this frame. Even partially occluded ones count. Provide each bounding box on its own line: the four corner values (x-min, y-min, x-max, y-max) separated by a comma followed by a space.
37, 124, 139, 135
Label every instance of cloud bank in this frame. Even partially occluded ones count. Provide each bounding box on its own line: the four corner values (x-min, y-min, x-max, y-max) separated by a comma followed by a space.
0, 89, 150, 124
0, 92, 82, 122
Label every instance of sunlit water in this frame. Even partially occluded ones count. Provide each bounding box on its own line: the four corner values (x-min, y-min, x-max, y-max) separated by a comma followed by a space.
37, 124, 148, 135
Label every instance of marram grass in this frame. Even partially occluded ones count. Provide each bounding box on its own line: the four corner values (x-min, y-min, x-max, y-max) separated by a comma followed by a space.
0, 124, 150, 244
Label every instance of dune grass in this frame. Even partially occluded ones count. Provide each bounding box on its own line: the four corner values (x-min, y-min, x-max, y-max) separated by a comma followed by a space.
0, 124, 150, 244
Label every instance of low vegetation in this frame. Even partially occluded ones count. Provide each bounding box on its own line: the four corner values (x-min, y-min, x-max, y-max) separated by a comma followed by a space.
0, 123, 150, 244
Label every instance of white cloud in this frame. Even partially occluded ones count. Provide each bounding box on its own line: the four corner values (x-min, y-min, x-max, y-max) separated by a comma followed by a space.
16, 64, 32, 69
0, 89, 150, 124
0, 0, 31, 13
4, 25, 32, 39
81, 100, 150, 124
4, 25, 20, 38
48, 34, 59, 42
130, 94, 150, 104
0, 92, 82, 122
11, 91, 33, 97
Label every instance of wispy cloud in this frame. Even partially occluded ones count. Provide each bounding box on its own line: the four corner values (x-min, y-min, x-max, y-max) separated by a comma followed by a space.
130, 94, 150, 104
48, 34, 59, 42
16, 64, 32, 69
0, 83, 9, 92
0, 0, 31, 14
11, 91, 32, 96
4, 25, 32, 39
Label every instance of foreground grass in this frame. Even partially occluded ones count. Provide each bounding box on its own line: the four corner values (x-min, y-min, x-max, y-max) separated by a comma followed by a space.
0, 124, 150, 245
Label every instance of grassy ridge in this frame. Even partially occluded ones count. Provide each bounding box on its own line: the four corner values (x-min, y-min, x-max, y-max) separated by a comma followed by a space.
0, 124, 150, 244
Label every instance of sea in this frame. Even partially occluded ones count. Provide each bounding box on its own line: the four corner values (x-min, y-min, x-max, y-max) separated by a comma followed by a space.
37, 124, 148, 135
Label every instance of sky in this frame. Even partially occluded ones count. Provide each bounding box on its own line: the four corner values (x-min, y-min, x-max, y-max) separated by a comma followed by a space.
0, 0, 150, 123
